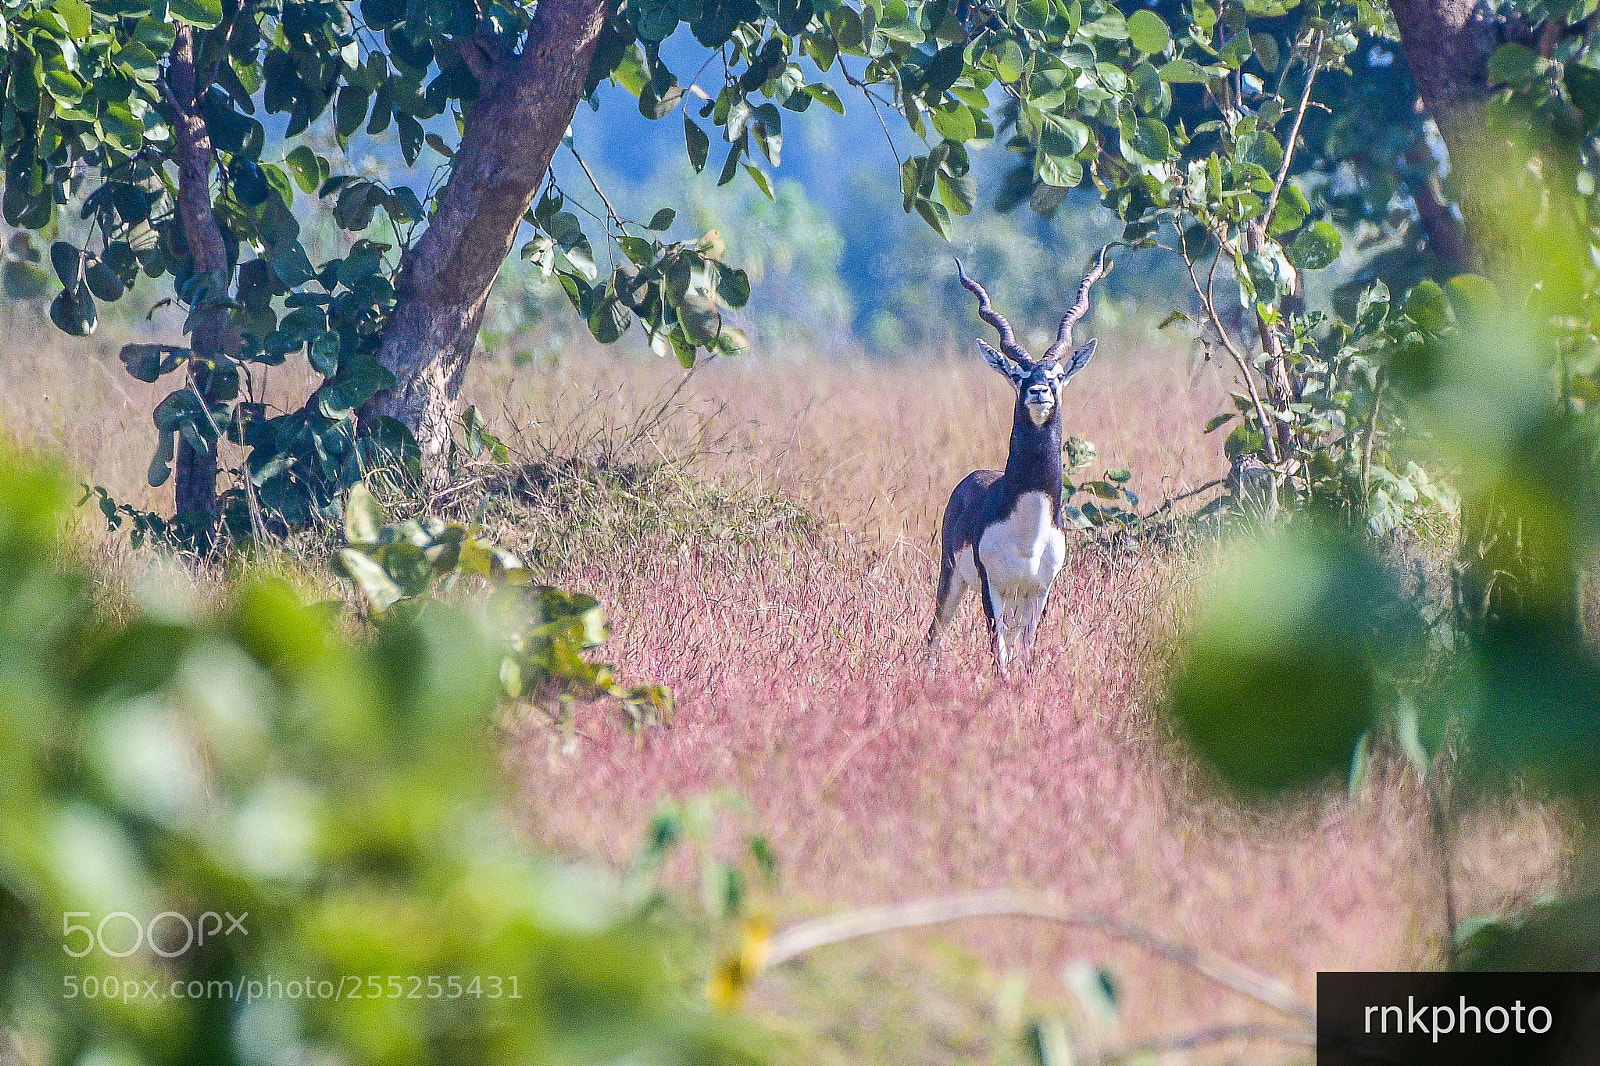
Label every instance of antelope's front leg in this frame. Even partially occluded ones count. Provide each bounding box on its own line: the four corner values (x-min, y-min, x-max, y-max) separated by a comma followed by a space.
985, 582, 1012, 675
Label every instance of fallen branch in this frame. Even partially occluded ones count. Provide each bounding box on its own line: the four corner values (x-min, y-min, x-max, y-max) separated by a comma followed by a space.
760, 888, 1316, 1028
1116, 1021, 1317, 1056
1143, 477, 1226, 520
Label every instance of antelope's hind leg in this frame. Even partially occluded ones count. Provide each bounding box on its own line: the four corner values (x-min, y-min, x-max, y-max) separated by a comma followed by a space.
1020, 568, 1061, 663
1018, 589, 1050, 664
925, 557, 967, 662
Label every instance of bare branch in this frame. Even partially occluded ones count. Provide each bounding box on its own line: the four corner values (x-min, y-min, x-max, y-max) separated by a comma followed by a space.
1264, 31, 1325, 226
761, 888, 1316, 1028
1180, 229, 1280, 465
827, 31, 904, 169
566, 141, 623, 231
1115, 1022, 1317, 1056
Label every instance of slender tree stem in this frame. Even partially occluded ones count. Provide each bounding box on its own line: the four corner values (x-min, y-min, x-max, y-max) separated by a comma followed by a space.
1361, 378, 1384, 503
1264, 31, 1325, 224
1427, 771, 1460, 968
567, 141, 623, 231
1181, 237, 1279, 465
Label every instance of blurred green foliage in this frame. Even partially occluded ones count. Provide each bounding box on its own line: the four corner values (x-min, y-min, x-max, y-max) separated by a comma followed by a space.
0, 453, 757, 1065
1165, 156, 1600, 966
332, 481, 673, 729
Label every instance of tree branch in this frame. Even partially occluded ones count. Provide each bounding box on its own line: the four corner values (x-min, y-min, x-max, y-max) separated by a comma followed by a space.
161, 25, 234, 528
567, 141, 623, 230
1181, 233, 1280, 465
459, 30, 511, 93
1115, 1022, 1317, 1056
1264, 30, 1324, 225
761, 888, 1316, 1028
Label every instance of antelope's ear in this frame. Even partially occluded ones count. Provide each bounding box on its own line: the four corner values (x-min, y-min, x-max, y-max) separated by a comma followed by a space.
1063, 338, 1096, 380
979, 340, 1027, 385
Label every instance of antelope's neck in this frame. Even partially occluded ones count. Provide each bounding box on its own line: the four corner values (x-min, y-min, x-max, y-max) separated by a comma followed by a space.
1004, 409, 1063, 513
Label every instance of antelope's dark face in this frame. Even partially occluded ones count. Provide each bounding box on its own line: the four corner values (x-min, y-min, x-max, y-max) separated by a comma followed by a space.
980, 340, 1097, 426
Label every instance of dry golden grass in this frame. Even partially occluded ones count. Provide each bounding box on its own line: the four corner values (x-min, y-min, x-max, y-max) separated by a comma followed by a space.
3, 311, 1575, 1065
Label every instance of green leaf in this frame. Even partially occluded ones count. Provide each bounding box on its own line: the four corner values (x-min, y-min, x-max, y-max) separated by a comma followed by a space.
1040, 113, 1091, 156
335, 85, 370, 138
119, 343, 185, 383
744, 164, 775, 200
991, 37, 1024, 82
1486, 43, 1547, 87
924, 44, 966, 98
1159, 58, 1210, 84
56, 0, 92, 38
1167, 530, 1409, 795
168, 0, 222, 28
1446, 273, 1498, 321
930, 102, 976, 142
344, 482, 385, 544
2, 261, 49, 300
1565, 63, 1600, 131
685, 116, 711, 172
713, 327, 750, 356
269, 240, 317, 287
1251, 32, 1280, 72
1081, 9, 1128, 39
147, 429, 175, 487
1121, 117, 1171, 165
1267, 183, 1309, 237
803, 82, 845, 113
646, 208, 676, 231
51, 242, 81, 289
232, 159, 270, 207
84, 261, 125, 302
1236, 129, 1283, 172
1127, 10, 1171, 54
310, 331, 340, 376
1036, 153, 1083, 188
938, 169, 978, 214
716, 267, 751, 309
336, 547, 404, 612
1285, 221, 1341, 271
50, 285, 97, 336
678, 292, 721, 345
1404, 279, 1451, 333
397, 114, 424, 166
588, 298, 629, 343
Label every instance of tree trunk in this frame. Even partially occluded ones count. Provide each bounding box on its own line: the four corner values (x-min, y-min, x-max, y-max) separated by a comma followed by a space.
362, 0, 611, 482
1406, 142, 1472, 274
1387, 0, 1502, 273
167, 26, 233, 529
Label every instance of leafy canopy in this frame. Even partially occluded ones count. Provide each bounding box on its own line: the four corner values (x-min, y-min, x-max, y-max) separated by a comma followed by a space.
1, 0, 1402, 531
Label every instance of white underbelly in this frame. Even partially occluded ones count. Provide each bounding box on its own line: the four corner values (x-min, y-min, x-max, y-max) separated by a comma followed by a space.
977, 492, 1066, 598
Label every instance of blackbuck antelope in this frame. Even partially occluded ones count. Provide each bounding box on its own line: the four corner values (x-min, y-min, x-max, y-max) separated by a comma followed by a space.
926, 248, 1111, 673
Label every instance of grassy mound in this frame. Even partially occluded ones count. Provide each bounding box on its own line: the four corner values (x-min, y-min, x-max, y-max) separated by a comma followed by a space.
434, 457, 825, 578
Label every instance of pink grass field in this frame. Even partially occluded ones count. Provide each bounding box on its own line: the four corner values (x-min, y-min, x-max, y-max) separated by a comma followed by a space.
466, 346, 1570, 1059
10, 322, 1573, 1063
